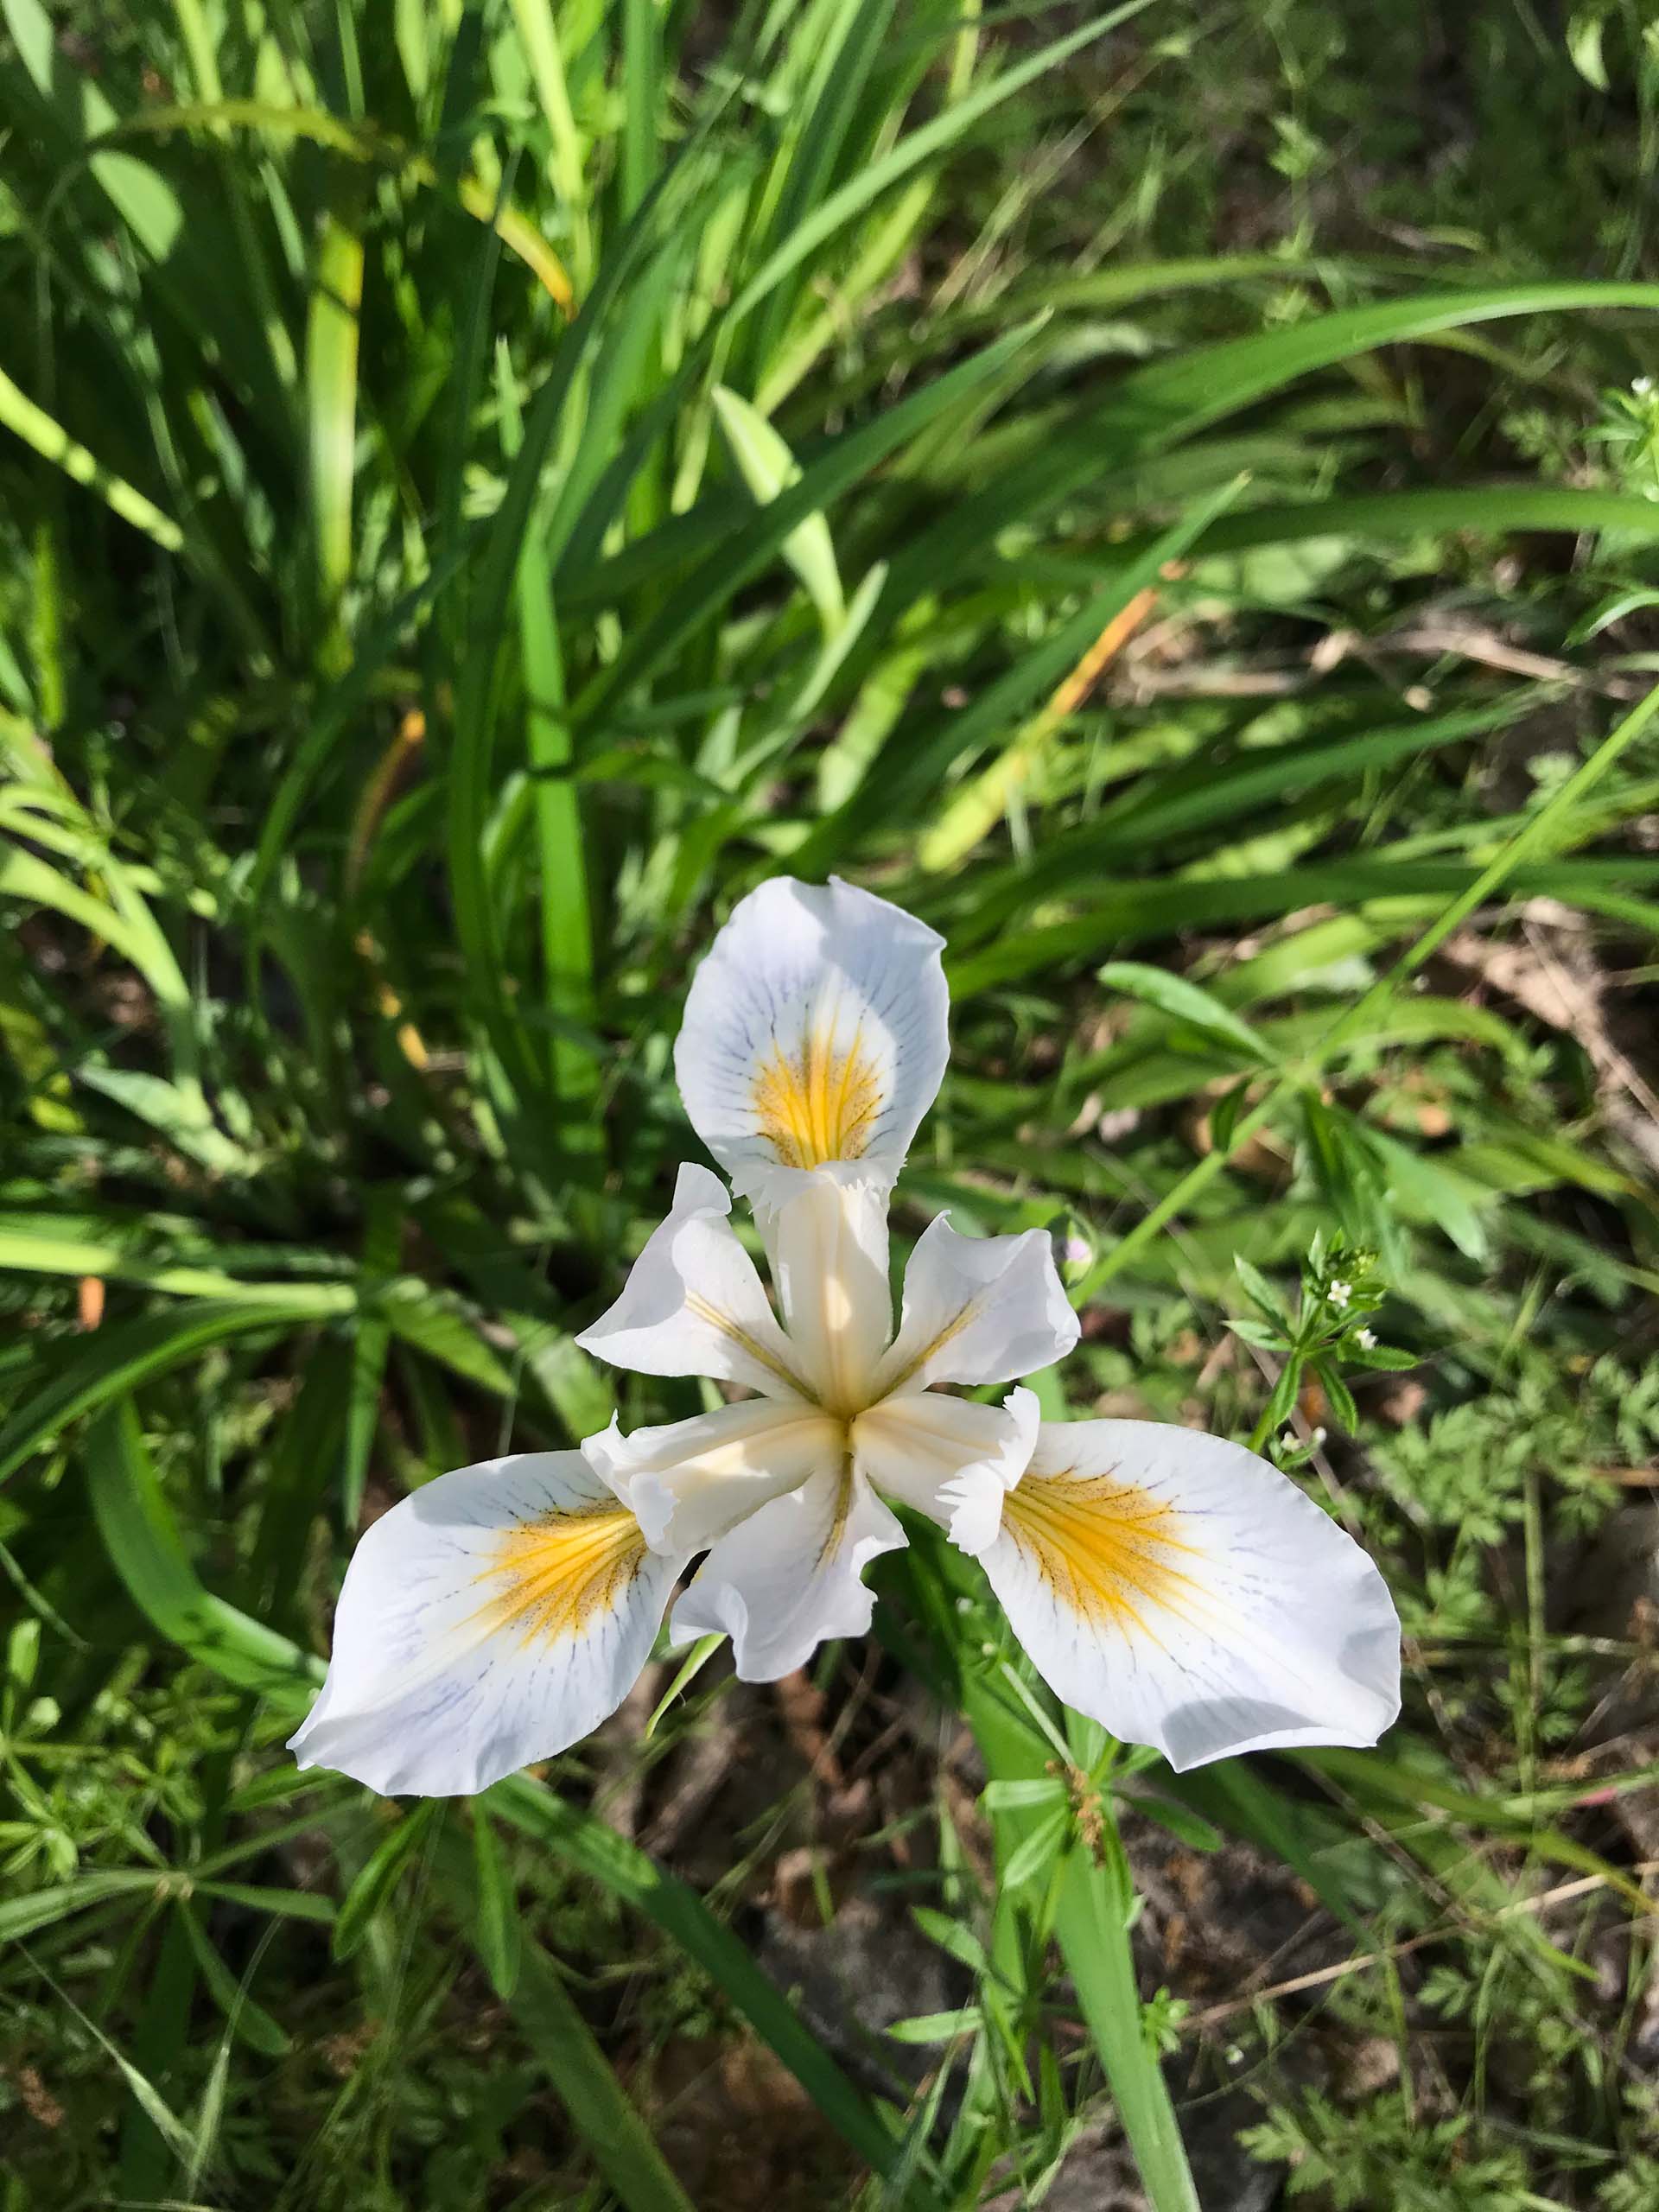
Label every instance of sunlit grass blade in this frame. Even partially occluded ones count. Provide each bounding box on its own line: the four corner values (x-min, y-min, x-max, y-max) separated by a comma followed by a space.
574, 317, 1044, 727
82, 1401, 324, 1694
0, 1296, 353, 1489
0, 363, 184, 551
726, 1, 1157, 333
889, 282, 1659, 598
306, 204, 363, 672
791, 474, 1243, 875
1072, 677, 1659, 1299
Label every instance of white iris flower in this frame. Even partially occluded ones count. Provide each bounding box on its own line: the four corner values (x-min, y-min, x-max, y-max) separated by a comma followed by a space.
291, 878, 1400, 1796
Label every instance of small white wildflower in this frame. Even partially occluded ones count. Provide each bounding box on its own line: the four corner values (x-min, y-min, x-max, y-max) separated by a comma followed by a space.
1356, 1327, 1376, 1351
1635, 376, 1655, 398
1329, 1280, 1351, 1309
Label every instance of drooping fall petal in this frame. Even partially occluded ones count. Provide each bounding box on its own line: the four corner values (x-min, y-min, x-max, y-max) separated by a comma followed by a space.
979, 1421, 1401, 1772
289, 1453, 682, 1796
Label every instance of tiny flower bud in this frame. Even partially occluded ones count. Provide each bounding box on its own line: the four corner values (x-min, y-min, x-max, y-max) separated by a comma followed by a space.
1356, 1327, 1376, 1351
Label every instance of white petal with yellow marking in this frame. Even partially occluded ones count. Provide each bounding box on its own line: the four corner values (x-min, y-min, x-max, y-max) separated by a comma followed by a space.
674, 876, 948, 1209
575, 1163, 807, 1400
289, 1452, 679, 1797
874, 1215, 1078, 1397
854, 1385, 1039, 1554
982, 1422, 1401, 1772
582, 1397, 842, 1554
670, 1460, 905, 1681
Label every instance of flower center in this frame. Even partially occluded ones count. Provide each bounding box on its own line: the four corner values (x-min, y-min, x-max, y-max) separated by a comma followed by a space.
752, 1023, 880, 1169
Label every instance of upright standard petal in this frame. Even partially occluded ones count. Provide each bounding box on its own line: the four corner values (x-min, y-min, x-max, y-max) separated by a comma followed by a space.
980, 1422, 1401, 1773
874, 1215, 1079, 1397
582, 1397, 842, 1553
766, 1170, 893, 1415
670, 1461, 905, 1681
674, 876, 949, 1209
289, 1453, 681, 1797
575, 1162, 808, 1401
854, 1386, 1039, 1555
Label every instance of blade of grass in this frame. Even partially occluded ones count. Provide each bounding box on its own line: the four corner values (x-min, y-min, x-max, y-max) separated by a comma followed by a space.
432, 1834, 696, 2212
497, 346, 598, 1133
725, 2, 1159, 335
617, 0, 660, 218
966, 1675, 1198, 2211
0, 1295, 354, 1489
572, 317, 1045, 729
788, 475, 1244, 877
307, 202, 364, 675
887, 282, 1659, 601
0, 362, 184, 552
1072, 677, 1659, 1301
83, 1402, 324, 1695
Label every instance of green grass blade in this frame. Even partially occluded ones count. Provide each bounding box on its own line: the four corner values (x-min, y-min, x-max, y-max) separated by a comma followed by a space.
790, 474, 1242, 876
468, 1800, 523, 1999
888, 282, 1659, 598
82, 1401, 324, 1695
332, 1801, 442, 1959
306, 205, 364, 673
0, 363, 184, 551
618, 0, 660, 217
1073, 677, 1659, 1299
437, 1838, 695, 2212
0, 1296, 354, 1489
726, 1, 1158, 332
966, 1680, 1199, 2212
497, 350, 597, 1128
574, 318, 1041, 726
492, 1774, 937, 2196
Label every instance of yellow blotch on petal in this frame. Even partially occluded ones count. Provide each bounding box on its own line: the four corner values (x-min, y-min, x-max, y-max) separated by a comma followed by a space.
1002, 1470, 1203, 1643
475, 1505, 646, 1647
752, 1024, 881, 1170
